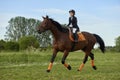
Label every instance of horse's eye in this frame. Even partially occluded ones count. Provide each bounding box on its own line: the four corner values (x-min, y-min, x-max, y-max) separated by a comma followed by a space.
45, 22, 47, 25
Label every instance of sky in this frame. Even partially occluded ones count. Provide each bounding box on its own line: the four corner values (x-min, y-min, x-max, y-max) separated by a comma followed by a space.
0, 0, 120, 46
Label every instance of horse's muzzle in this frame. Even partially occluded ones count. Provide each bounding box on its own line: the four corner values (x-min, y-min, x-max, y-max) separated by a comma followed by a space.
37, 30, 42, 34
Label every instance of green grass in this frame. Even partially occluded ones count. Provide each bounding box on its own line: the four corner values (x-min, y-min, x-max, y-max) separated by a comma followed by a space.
0, 50, 120, 80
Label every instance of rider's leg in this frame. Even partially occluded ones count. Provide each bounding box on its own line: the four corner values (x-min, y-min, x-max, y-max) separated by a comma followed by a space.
73, 33, 78, 42
74, 30, 78, 42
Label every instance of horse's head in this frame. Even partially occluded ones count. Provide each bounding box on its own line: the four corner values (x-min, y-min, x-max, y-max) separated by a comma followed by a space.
37, 16, 68, 34
37, 16, 52, 34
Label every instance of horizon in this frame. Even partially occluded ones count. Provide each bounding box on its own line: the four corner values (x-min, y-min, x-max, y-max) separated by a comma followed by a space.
0, 0, 120, 46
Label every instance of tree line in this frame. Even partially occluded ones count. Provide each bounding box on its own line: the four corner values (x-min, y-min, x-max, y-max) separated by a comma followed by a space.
0, 16, 52, 51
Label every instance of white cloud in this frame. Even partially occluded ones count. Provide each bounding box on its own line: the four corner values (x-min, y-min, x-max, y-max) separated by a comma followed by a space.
99, 5, 120, 13
78, 13, 103, 26
33, 8, 67, 15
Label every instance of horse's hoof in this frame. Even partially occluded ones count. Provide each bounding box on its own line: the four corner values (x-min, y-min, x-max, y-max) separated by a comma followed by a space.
46, 70, 50, 72
92, 66, 97, 70
67, 65, 72, 70
77, 69, 80, 71
77, 69, 81, 71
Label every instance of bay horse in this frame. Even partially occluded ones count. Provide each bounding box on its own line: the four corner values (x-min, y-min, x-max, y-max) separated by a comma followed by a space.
37, 16, 105, 72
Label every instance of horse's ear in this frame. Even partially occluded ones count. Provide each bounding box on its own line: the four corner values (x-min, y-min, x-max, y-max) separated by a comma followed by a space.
42, 16, 45, 19
46, 15, 49, 19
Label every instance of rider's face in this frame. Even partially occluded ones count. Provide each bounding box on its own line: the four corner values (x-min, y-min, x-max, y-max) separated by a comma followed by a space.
69, 12, 74, 17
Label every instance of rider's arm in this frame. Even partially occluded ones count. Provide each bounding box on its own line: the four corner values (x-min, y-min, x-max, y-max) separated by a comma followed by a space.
67, 17, 71, 26
73, 17, 79, 28
74, 17, 80, 31
75, 17, 77, 24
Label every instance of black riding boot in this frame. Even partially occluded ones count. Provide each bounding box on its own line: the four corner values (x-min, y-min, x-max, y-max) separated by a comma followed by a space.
73, 33, 78, 42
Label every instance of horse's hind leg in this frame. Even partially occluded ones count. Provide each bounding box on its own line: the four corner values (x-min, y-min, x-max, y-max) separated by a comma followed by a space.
89, 52, 97, 70
61, 50, 71, 70
78, 54, 88, 71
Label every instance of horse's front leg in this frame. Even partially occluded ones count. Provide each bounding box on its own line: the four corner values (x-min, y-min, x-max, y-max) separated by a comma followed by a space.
47, 49, 58, 72
61, 50, 71, 70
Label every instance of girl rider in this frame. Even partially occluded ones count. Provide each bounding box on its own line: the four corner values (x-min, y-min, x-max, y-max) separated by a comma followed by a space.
67, 9, 80, 42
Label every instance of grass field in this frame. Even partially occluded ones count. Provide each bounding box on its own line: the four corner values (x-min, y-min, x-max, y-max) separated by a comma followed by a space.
0, 50, 120, 80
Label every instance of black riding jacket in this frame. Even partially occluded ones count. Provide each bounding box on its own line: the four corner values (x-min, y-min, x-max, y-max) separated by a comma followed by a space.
67, 16, 79, 31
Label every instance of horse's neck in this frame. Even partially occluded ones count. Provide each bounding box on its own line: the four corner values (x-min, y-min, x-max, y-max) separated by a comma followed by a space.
50, 26, 65, 40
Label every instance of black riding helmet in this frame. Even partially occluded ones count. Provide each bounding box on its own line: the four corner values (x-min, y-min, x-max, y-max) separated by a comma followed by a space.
69, 9, 75, 15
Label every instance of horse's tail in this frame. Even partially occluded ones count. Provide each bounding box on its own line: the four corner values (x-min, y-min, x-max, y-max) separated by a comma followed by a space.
93, 34, 105, 53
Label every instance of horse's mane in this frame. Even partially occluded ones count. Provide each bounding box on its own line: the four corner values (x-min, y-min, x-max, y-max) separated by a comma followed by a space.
49, 18, 68, 33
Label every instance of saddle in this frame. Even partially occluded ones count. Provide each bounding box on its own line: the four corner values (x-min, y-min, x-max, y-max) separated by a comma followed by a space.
68, 28, 86, 42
